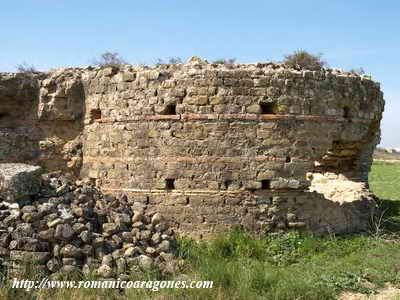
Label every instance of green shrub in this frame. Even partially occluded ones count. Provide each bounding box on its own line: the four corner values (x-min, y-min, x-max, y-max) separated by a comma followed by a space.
213, 58, 236, 65
283, 49, 326, 70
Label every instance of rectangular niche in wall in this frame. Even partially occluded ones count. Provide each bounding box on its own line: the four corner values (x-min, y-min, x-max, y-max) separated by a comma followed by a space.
260, 103, 277, 114
90, 109, 102, 121
165, 179, 175, 190
0, 112, 9, 119
261, 180, 271, 190
161, 104, 177, 115
343, 106, 351, 119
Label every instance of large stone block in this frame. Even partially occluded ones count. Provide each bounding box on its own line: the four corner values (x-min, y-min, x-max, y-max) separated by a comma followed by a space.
0, 164, 42, 202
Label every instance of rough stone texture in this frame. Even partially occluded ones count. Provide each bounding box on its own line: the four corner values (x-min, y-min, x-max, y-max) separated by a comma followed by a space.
0, 172, 177, 277
0, 163, 42, 202
0, 59, 385, 237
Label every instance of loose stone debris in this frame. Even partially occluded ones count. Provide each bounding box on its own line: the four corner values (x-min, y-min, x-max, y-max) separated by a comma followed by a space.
0, 168, 178, 278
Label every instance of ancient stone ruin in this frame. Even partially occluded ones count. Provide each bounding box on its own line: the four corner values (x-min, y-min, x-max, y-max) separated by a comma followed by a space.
0, 58, 385, 241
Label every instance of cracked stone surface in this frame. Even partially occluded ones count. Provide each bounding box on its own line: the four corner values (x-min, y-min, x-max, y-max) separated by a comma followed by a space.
0, 163, 42, 202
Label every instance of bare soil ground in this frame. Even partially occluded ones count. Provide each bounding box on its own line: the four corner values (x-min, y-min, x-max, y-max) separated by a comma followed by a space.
340, 285, 400, 300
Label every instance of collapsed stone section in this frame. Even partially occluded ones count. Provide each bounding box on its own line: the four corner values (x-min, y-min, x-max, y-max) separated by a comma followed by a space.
0, 70, 84, 174
0, 167, 177, 278
0, 59, 385, 237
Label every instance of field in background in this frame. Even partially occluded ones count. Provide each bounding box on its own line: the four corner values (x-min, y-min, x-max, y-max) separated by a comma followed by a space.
2, 162, 400, 300
373, 148, 400, 162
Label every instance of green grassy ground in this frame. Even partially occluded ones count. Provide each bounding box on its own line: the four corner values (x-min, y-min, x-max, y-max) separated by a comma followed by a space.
3, 161, 400, 300
370, 161, 400, 233
370, 162, 400, 200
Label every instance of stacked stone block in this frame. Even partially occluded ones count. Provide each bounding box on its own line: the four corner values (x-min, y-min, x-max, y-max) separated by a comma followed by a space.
0, 59, 385, 237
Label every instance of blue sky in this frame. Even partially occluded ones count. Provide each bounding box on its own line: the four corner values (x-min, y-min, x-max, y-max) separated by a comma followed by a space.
1, 0, 398, 147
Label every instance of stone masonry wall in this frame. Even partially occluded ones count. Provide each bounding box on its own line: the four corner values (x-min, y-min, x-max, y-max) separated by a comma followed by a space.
0, 58, 385, 238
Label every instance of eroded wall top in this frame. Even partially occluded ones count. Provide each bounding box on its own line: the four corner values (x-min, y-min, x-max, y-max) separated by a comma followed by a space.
0, 59, 385, 235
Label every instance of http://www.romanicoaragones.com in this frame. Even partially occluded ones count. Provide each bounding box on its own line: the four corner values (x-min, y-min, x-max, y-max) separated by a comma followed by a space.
12, 278, 214, 292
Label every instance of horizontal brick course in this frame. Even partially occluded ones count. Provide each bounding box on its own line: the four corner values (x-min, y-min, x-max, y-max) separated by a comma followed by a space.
0, 60, 384, 236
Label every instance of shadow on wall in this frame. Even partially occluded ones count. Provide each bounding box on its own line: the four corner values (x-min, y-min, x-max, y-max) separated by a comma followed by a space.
244, 187, 376, 235
0, 72, 86, 176
296, 190, 376, 235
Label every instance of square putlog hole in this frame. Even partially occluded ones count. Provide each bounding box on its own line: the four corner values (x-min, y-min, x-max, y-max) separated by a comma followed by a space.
260, 103, 276, 114
162, 104, 177, 115
165, 179, 175, 190
90, 109, 102, 121
261, 180, 271, 190
343, 106, 351, 118
0, 112, 9, 119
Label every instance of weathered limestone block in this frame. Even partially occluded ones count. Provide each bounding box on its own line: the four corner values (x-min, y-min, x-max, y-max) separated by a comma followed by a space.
246, 104, 261, 114
38, 70, 84, 120
0, 164, 42, 202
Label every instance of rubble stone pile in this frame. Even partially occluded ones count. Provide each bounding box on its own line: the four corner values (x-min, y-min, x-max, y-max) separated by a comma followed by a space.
0, 164, 177, 278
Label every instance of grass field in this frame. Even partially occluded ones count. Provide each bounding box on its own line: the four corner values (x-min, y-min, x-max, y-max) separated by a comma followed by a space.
369, 162, 400, 200
3, 161, 400, 300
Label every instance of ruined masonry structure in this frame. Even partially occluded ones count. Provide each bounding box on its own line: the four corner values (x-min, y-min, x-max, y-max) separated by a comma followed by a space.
0, 58, 385, 238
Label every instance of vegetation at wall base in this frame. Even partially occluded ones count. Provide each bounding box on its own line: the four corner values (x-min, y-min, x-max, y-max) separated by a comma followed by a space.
2, 161, 400, 300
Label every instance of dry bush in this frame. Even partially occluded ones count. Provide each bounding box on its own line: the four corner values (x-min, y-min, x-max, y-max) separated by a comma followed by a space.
155, 57, 183, 66
349, 67, 366, 75
16, 62, 37, 73
283, 50, 326, 71
92, 52, 127, 68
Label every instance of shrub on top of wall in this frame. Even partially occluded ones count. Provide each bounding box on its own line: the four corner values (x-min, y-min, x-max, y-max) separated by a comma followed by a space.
92, 52, 127, 68
155, 57, 183, 66
16, 62, 37, 73
213, 58, 236, 65
349, 67, 366, 75
283, 50, 326, 71
212, 58, 236, 69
